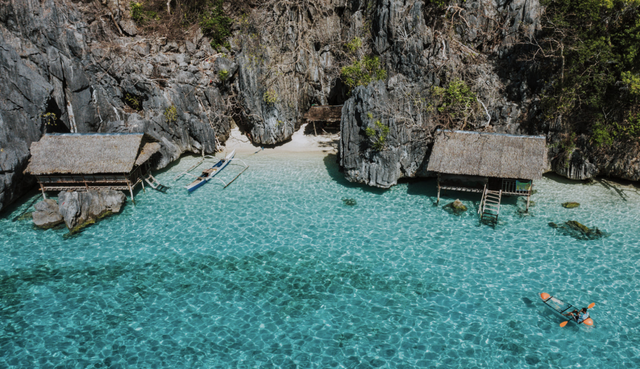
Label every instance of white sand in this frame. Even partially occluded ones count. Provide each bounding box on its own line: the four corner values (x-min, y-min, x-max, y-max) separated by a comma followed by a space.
224, 124, 339, 156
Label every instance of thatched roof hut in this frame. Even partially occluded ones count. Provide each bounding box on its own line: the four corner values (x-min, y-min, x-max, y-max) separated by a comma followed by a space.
25, 133, 161, 199
427, 130, 547, 180
304, 105, 343, 123
26, 133, 159, 175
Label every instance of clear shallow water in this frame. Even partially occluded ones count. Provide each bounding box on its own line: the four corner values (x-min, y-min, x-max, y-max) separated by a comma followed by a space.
2, 151, 640, 368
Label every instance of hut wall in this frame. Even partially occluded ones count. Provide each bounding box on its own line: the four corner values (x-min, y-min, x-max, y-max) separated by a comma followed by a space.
440, 174, 488, 189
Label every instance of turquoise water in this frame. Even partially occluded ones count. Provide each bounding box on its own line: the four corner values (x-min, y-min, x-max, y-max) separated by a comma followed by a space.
2, 151, 640, 368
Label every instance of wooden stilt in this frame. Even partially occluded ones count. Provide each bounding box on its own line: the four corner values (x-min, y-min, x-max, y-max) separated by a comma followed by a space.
436, 174, 441, 205
128, 183, 135, 205
526, 192, 531, 212
40, 183, 47, 199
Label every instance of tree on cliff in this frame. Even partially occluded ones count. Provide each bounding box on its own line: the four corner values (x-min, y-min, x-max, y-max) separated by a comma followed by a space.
531, 0, 640, 147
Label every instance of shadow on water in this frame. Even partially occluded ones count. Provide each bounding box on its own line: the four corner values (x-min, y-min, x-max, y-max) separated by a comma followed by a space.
405, 178, 437, 198
1, 189, 41, 220
322, 154, 387, 195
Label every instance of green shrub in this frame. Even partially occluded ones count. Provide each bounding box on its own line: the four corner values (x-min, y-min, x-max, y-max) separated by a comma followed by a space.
200, 0, 233, 50
123, 92, 142, 111
591, 122, 614, 147
365, 120, 390, 151
218, 69, 229, 82
263, 90, 278, 105
622, 71, 640, 97
130, 2, 144, 23
345, 37, 362, 52
42, 112, 57, 128
431, 78, 477, 119
129, 1, 158, 24
341, 56, 387, 93
164, 105, 178, 123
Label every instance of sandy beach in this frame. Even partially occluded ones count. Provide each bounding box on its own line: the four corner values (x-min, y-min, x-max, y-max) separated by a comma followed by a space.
224, 124, 339, 156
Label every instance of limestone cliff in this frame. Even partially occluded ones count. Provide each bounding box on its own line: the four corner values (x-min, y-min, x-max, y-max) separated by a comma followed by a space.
1, 0, 639, 212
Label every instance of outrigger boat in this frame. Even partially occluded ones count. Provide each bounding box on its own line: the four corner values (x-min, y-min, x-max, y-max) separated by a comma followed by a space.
540, 292, 595, 327
185, 150, 235, 192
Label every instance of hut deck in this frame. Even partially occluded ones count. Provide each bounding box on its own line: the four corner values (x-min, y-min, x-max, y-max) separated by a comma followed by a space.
42, 184, 131, 191
440, 185, 484, 194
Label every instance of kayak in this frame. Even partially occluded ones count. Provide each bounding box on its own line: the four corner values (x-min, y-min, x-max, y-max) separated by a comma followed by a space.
540, 292, 594, 326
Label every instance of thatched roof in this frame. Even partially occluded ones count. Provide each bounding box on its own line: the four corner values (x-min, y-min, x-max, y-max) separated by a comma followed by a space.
304, 105, 343, 122
135, 142, 161, 166
427, 130, 547, 180
25, 133, 158, 175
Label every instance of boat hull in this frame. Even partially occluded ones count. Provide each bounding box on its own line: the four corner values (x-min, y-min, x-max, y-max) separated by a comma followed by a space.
185, 150, 235, 192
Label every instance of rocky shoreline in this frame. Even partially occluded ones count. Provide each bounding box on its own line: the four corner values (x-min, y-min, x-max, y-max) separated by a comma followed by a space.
1, 0, 639, 213
32, 190, 126, 233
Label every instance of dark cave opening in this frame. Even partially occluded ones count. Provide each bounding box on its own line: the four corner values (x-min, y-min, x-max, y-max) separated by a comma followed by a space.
42, 98, 69, 134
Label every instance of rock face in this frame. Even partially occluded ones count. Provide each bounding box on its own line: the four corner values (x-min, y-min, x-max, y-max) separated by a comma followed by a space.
2, 0, 640, 211
340, 80, 432, 188
58, 190, 126, 232
0, 0, 232, 212
338, 0, 546, 187
32, 199, 63, 229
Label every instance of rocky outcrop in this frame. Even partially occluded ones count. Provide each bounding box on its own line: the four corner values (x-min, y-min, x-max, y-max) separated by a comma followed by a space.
562, 202, 580, 209
2, 0, 639, 212
549, 220, 609, 241
32, 199, 63, 229
444, 199, 468, 214
0, 0, 233, 212
340, 80, 432, 188
58, 190, 126, 232
339, 0, 545, 188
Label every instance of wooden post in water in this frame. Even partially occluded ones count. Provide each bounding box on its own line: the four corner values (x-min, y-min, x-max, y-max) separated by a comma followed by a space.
128, 182, 135, 205
436, 174, 441, 205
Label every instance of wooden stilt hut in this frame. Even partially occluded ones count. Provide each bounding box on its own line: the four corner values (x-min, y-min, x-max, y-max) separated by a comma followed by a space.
24, 133, 162, 201
426, 130, 547, 223
303, 105, 343, 134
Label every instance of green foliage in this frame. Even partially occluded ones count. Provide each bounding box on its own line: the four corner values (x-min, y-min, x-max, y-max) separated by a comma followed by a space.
130, 2, 144, 23
341, 56, 387, 93
129, 1, 158, 24
42, 112, 57, 127
200, 0, 233, 50
428, 0, 450, 7
365, 120, 390, 151
123, 92, 142, 111
591, 122, 614, 147
263, 90, 278, 105
539, 0, 640, 144
622, 71, 640, 97
218, 69, 230, 82
164, 105, 178, 123
345, 37, 362, 52
431, 78, 477, 119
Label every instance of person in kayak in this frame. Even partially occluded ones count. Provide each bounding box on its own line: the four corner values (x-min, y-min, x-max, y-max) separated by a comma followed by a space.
565, 308, 590, 323
565, 309, 579, 321
576, 308, 590, 323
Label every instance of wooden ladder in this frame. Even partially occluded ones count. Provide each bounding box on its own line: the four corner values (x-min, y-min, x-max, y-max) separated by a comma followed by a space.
144, 174, 169, 192
480, 188, 502, 224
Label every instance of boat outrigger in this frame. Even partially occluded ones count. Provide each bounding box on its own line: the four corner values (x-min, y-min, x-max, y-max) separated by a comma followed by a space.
185, 150, 235, 192
540, 292, 595, 327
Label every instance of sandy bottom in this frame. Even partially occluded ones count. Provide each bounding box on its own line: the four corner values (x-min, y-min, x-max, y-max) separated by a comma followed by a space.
223, 124, 339, 157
